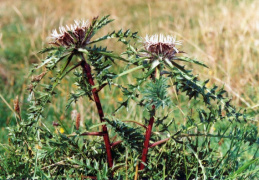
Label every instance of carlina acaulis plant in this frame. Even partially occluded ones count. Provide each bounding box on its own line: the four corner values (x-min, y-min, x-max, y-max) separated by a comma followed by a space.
50, 16, 114, 169
24, 15, 139, 178
139, 34, 182, 170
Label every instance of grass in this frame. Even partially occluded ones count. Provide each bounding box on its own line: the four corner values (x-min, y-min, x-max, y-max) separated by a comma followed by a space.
0, 0, 258, 152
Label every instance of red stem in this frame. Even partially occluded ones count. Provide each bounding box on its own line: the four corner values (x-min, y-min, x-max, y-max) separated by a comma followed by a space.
81, 59, 113, 169
149, 137, 170, 148
96, 83, 108, 93
139, 67, 161, 170
80, 132, 105, 136
111, 140, 123, 148
139, 105, 155, 170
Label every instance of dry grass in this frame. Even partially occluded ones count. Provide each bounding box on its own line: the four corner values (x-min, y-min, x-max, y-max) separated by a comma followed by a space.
0, 0, 258, 126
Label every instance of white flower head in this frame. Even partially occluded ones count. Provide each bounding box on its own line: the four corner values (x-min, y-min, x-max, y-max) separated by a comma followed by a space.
143, 34, 182, 59
49, 19, 90, 47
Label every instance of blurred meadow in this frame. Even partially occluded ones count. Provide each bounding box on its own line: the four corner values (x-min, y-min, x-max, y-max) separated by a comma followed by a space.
0, 0, 258, 145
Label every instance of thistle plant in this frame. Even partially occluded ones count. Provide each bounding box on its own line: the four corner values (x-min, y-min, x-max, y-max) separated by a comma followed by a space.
37, 15, 139, 173
1, 15, 138, 178
0, 15, 258, 179
37, 16, 118, 169
106, 33, 258, 178
138, 34, 182, 170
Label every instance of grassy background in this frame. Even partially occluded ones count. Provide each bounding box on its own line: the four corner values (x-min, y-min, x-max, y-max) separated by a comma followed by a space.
0, 0, 258, 145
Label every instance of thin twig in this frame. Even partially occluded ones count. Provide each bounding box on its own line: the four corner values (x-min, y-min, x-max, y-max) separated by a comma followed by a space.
122, 120, 147, 129
134, 163, 139, 180
80, 132, 105, 136
111, 140, 123, 148
0, 93, 20, 124
96, 83, 108, 93
149, 138, 170, 148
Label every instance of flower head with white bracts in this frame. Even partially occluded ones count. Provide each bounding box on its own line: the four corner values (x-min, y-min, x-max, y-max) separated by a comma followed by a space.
50, 19, 91, 47
143, 34, 182, 60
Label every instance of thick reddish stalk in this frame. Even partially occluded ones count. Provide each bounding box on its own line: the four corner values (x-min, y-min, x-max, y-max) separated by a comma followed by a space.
139, 67, 160, 170
139, 105, 155, 170
81, 59, 113, 169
